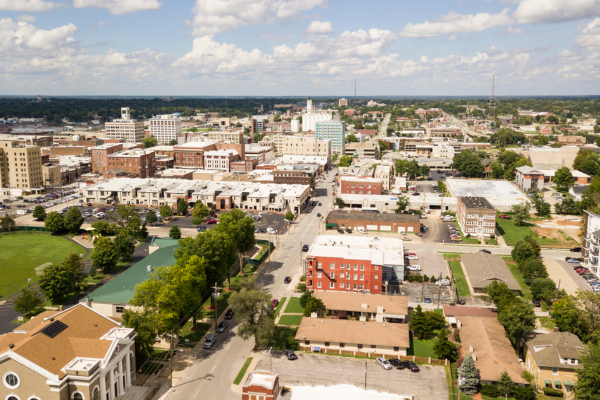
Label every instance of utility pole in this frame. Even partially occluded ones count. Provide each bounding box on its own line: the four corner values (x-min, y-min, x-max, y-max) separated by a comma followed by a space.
437, 272, 443, 309
268, 233, 271, 262
169, 329, 174, 388
212, 282, 220, 330
364, 361, 367, 390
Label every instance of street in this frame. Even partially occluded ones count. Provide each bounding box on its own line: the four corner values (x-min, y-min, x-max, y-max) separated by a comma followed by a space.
377, 113, 391, 139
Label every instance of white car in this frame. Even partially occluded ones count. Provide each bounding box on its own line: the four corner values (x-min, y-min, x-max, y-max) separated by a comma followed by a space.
407, 255, 419, 260
357, 227, 367, 234
407, 265, 421, 271
436, 279, 451, 286
266, 227, 276, 234
376, 357, 392, 370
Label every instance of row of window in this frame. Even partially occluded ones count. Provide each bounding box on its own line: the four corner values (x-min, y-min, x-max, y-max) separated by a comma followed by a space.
316, 271, 374, 280
311, 281, 375, 290
302, 341, 399, 351
466, 214, 495, 219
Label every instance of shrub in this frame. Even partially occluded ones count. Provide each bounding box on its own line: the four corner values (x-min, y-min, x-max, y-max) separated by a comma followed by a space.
512, 386, 536, 400
453, 329, 461, 342
407, 274, 414, 282
542, 387, 564, 397
480, 384, 500, 398
415, 275, 423, 283
299, 291, 312, 308
466, 233, 471, 238
490, 234, 496, 239
423, 274, 429, 282
300, 274, 306, 282
430, 275, 437, 283
337, 311, 347, 319
297, 283, 306, 292
455, 356, 464, 368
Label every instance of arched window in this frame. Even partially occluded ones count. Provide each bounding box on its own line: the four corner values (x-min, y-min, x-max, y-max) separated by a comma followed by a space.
92, 387, 99, 400
7, 396, 19, 400
73, 393, 84, 400
129, 353, 134, 373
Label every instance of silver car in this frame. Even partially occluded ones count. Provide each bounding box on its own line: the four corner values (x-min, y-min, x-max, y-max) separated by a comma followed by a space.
376, 357, 392, 370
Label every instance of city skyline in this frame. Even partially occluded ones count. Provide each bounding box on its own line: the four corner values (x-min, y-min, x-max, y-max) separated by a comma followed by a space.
1, 0, 599, 96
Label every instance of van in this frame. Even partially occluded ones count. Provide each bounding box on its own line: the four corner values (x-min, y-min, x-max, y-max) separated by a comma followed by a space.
203, 334, 217, 349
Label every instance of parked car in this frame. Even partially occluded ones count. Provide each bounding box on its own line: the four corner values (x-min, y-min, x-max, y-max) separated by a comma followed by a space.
283, 349, 298, 360
284, 277, 292, 284
267, 227, 276, 234
206, 218, 218, 224
407, 255, 418, 260
224, 309, 234, 320
316, 213, 321, 217
346, 228, 352, 233
406, 265, 421, 271
376, 357, 393, 370
357, 227, 366, 234
302, 244, 309, 252
216, 320, 228, 333
570, 247, 582, 252
197, 227, 206, 232
423, 298, 432, 304
499, 214, 511, 219
408, 362, 420, 372
203, 334, 217, 349
272, 299, 279, 307
436, 279, 451, 286
480, 249, 492, 254
566, 258, 581, 263
388, 359, 409, 369
337, 229, 345, 234
307, 208, 312, 213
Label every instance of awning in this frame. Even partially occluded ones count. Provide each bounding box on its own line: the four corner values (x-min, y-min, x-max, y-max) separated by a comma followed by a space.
545, 379, 552, 385
555, 380, 562, 386
326, 223, 338, 227
563, 380, 574, 386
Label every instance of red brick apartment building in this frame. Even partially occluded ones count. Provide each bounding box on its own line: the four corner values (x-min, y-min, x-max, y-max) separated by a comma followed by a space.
90, 143, 124, 173
340, 176, 382, 195
107, 150, 156, 178
173, 142, 244, 170
242, 371, 280, 400
273, 170, 312, 185
304, 235, 405, 295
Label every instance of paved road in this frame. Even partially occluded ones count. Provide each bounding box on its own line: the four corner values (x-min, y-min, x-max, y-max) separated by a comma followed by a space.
165, 169, 336, 400
446, 113, 478, 141
377, 113, 391, 139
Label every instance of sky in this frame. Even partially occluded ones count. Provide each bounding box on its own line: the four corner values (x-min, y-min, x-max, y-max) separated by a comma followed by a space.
1, 0, 600, 96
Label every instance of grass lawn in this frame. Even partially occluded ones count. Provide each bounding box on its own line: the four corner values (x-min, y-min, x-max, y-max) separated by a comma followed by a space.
0, 232, 85, 299
203, 289, 232, 319
407, 331, 439, 358
233, 357, 253, 385
270, 326, 298, 351
179, 321, 211, 344
537, 316, 557, 330
496, 216, 577, 247
502, 257, 533, 300
274, 297, 286, 316
485, 239, 499, 245
456, 224, 480, 244
443, 254, 470, 297
278, 315, 303, 326
284, 297, 304, 314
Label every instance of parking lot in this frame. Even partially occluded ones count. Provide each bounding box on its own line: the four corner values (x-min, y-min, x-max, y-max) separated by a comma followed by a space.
256, 352, 448, 400
421, 215, 456, 243
556, 258, 595, 292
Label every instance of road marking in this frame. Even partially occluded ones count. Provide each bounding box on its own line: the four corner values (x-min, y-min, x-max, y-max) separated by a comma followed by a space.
194, 390, 200, 398
226, 343, 232, 350
211, 364, 217, 373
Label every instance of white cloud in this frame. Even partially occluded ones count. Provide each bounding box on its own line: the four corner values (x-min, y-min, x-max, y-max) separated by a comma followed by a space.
89, 20, 105, 29
0, 18, 77, 51
73, 0, 161, 15
0, 0, 59, 12
16, 15, 37, 22
399, 9, 512, 38
506, 26, 523, 34
444, 34, 459, 42
305, 20, 333, 34
513, 0, 600, 24
574, 18, 600, 52
187, 0, 327, 36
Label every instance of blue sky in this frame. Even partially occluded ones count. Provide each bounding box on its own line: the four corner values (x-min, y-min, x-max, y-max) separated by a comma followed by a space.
1, 0, 599, 96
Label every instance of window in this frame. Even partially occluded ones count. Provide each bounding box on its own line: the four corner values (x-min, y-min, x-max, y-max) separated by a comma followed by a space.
93, 387, 100, 400
330, 282, 335, 289
4, 372, 19, 389
305, 340, 310, 345
116, 306, 124, 314
360, 274, 364, 280
317, 272, 322, 278
371, 345, 376, 349
74, 393, 84, 400
354, 264, 358, 270
324, 342, 330, 347
394, 347, 400, 352
374, 286, 378, 290
130, 353, 134, 373
340, 343, 345, 348
353, 274, 357, 280
357, 344, 363, 349
360, 264, 364, 270
353, 284, 357, 290
360, 284, 364, 290
552, 367, 559, 375
374, 266, 378, 270
340, 283, 344, 288
330, 263, 335, 269
375, 275, 378, 280
317, 282, 322, 288
330, 272, 335, 279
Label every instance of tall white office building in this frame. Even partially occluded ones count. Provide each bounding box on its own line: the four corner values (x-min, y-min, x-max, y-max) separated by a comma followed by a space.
149, 114, 182, 144
316, 121, 345, 155
105, 107, 145, 143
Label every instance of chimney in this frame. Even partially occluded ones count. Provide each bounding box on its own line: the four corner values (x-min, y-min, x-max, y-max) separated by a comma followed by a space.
469, 345, 474, 352
553, 327, 559, 333
85, 296, 91, 307
59, 305, 63, 312
472, 353, 477, 361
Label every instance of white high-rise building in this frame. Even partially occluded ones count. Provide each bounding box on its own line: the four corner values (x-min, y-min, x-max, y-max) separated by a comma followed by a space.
339, 98, 348, 107
149, 114, 182, 144
316, 121, 345, 155
291, 117, 300, 133
105, 107, 145, 143
301, 97, 334, 132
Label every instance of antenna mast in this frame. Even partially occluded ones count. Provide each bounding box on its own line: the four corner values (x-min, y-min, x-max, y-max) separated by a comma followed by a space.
354, 76, 357, 104
489, 74, 496, 122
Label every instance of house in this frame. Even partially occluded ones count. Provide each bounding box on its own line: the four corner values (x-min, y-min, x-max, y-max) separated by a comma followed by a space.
524, 330, 585, 394
442, 305, 497, 325
460, 252, 521, 294
458, 317, 526, 384
295, 317, 410, 357
243, 371, 280, 400
0, 304, 137, 400
325, 210, 421, 234
312, 291, 408, 323
569, 185, 587, 201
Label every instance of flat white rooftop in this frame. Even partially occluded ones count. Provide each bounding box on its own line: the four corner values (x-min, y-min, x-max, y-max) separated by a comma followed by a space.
446, 179, 530, 212
283, 385, 412, 400
246, 371, 277, 389
308, 235, 404, 266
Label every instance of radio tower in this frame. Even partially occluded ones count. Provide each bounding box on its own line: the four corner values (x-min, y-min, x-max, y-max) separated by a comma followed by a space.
489, 74, 496, 121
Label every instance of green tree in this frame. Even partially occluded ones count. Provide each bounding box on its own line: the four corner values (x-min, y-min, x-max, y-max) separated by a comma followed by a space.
452, 150, 484, 177
409, 305, 429, 339
146, 209, 158, 225
61, 252, 86, 288
303, 297, 326, 317
91, 236, 119, 274
424, 310, 446, 332
216, 209, 256, 252
521, 258, 548, 284
128, 213, 141, 234
497, 371, 514, 398
490, 162, 505, 179
285, 212, 294, 221
114, 229, 135, 261
0, 215, 16, 232
406, 160, 421, 180
114, 205, 139, 229
91, 221, 117, 235
459, 354, 480, 395
13, 287, 44, 317
346, 134, 358, 143
552, 296, 587, 339
510, 203, 531, 226
141, 137, 157, 148
582, 176, 600, 211
176, 198, 188, 216
530, 278, 557, 302
485, 281, 517, 314
433, 328, 459, 361
532, 191, 551, 217
395, 195, 410, 213
229, 276, 275, 348
32, 205, 46, 221
576, 344, 600, 399
334, 197, 346, 209
64, 207, 84, 234
511, 241, 536, 264
523, 235, 541, 257
168, 139, 178, 146
395, 159, 410, 176
122, 310, 158, 364
555, 198, 584, 215
554, 167, 574, 191
498, 298, 535, 345
299, 290, 312, 308
38, 263, 75, 304
44, 211, 65, 234
338, 155, 353, 167
159, 204, 174, 218
191, 202, 210, 224
169, 225, 181, 239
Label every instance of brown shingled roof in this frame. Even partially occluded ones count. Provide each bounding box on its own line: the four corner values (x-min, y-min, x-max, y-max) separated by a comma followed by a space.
313, 292, 408, 316
443, 306, 497, 318
525, 332, 586, 369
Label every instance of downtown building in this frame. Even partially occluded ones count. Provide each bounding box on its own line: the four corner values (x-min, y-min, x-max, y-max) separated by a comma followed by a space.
304, 235, 405, 295
149, 114, 182, 144
582, 210, 600, 277
0, 140, 44, 192
104, 108, 145, 143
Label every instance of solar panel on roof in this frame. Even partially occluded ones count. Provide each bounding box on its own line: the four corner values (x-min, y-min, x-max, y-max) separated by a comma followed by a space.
41, 320, 68, 338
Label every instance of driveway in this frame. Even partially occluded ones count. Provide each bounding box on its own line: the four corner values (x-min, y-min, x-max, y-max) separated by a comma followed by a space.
256, 352, 448, 400
421, 215, 453, 243
543, 257, 584, 296
554, 259, 592, 292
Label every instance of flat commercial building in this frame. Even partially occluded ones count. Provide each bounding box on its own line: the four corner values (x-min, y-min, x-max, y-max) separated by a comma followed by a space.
208, 129, 245, 144
90, 143, 124, 174
273, 169, 312, 185
305, 235, 405, 294
523, 145, 580, 169
295, 317, 410, 357
313, 291, 408, 322
457, 196, 496, 237
446, 179, 530, 212
339, 193, 458, 213
106, 150, 156, 178
340, 176, 383, 195
316, 121, 345, 154
461, 252, 520, 294
270, 134, 331, 161
204, 149, 239, 171
105, 107, 145, 143
326, 210, 420, 233
374, 165, 394, 192
173, 141, 244, 170
0, 140, 43, 191
149, 114, 182, 143
344, 141, 380, 159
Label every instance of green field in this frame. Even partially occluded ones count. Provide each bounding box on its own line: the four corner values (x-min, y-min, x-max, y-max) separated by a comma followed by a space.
443, 254, 470, 297
278, 315, 303, 326
496, 216, 577, 247
179, 321, 211, 344
234, 357, 253, 385
502, 257, 533, 300
407, 331, 439, 358
284, 297, 304, 313
0, 232, 85, 299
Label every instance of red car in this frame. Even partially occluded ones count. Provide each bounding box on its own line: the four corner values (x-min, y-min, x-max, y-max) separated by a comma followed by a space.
499, 214, 511, 219
332, 192, 335, 196
272, 299, 279, 307
206, 218, 218, 224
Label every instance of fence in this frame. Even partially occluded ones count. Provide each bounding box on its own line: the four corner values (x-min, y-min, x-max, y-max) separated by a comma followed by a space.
247, 240, 275, 266
0, 226, 47, 233
297, 345, 449, 366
